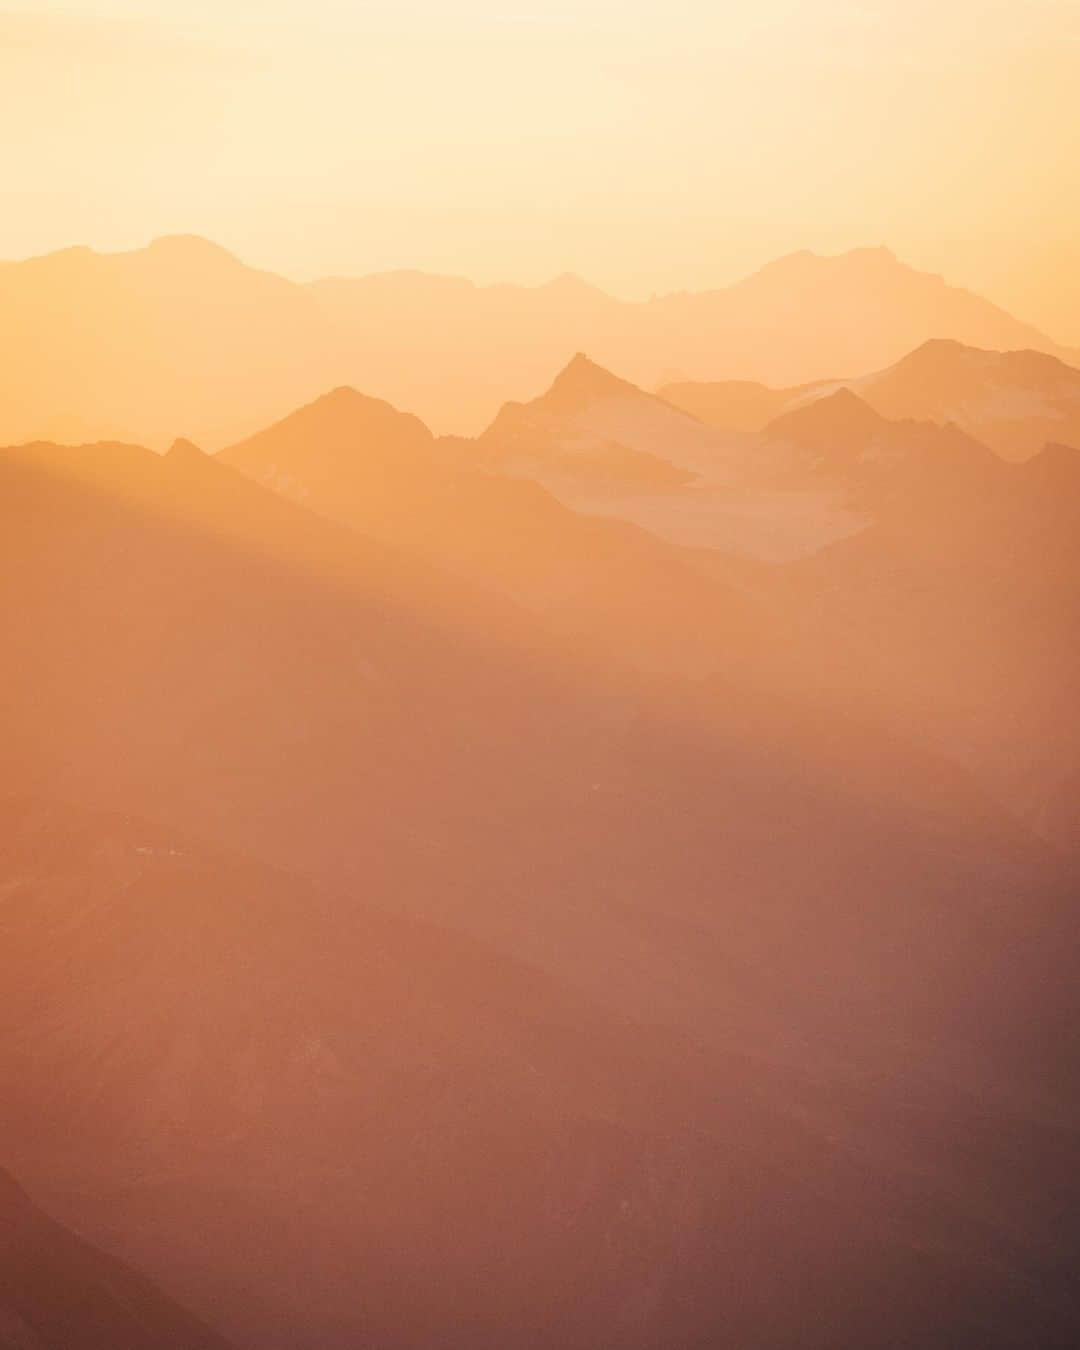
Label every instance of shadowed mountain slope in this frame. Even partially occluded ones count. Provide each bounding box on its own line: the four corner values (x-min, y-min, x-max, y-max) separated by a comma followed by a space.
4, 431, 1080, 1347
0, 1167, 235, 1350
759, 438, 1080, 849
3, 798, 1080, 1350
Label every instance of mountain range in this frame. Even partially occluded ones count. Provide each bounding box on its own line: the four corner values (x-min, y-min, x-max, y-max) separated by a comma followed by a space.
1, 237, 1077, 446
214, 343, 1080, 847
662, 338, 1080, 461
2, 270, 1080, 1349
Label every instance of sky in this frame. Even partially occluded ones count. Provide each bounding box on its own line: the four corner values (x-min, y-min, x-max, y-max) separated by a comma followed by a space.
2, 0, 1079, 339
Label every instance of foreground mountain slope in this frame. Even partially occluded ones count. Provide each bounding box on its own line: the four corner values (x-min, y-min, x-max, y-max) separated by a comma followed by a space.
4, 434, 1080, 1345
0, 798, 726, 1349
760, 440, 1080, 848
3, 798, 1080, 1350
0, 1167, 234, 1350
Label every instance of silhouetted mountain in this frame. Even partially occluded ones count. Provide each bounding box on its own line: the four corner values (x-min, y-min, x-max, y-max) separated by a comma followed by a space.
478, 357, 933, 559
767, 387, 886, 445
847, 339, 1080, 459
5, 415, 1080, 1348
2, 239, 1075, 445
0, 1166, 234, 1350
473, 354, 851, 559
479, 352, 733, 474
759, 388, 1001, 508
220, 361, 1080, 848
665, 339, 1080, 461
221, 382, 758, 672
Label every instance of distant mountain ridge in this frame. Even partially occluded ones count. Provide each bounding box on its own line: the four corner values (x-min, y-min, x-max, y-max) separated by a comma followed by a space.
662, 338, 1080, 461
1, 236, 1076, 446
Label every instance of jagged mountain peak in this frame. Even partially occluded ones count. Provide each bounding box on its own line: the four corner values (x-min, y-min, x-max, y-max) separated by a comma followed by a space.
545, 352, 639, 404
768, 387, 885, 443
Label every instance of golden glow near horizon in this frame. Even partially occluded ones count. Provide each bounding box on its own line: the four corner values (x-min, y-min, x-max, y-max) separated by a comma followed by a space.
2, 1, 1079, 338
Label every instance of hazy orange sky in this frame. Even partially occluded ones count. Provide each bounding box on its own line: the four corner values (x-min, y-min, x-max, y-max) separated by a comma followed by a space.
3, 1, 1079, 339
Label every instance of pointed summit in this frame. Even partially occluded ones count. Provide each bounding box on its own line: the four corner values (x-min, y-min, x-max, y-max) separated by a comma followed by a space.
1024, 440, 1080, 489
145, 235, 241, 267
166, 437, 205, 462
541, 273, 607, 299
220, 385, 434, 482
543, 353, 637, 411
767, 388, 885, 448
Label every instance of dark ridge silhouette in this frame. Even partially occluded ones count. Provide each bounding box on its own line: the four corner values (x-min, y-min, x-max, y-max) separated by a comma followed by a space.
0, 1166, 234, 1349
3, 794, 1080, 1350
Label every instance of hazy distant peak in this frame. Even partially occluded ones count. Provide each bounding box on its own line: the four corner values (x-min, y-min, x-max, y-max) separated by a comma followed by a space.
888, 338, 1080, 384
898, 337, 984, 365
541, 272, 605, 296
563, 351, 606, 376
816, 386, 882, 416
221, 382, 435, 472
166, 437, 205, 461
310, 384, 369, 408
1025, 440, 1080, 485
547, 352, 636, 402
294, 384, 434, 432
145, 234, 241, 264
846, 244, 900, 264
767, 387, 884, 442
753, 244, 905, 282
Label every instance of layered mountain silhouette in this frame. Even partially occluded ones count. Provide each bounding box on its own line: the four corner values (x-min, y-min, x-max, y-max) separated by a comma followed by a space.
472, 353, 861, 560
473, 354, 1010, 558
477, 352, 736, 475
6, 410, 1080, 1345
1, 238, 1076, 445
663, 338, 1080, 461
0, 1167, 233, 1350
217, 360, 1080, 845
220, 380, 760, 672
758, 388, 1002, 509
4, 233, 1080, 1350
